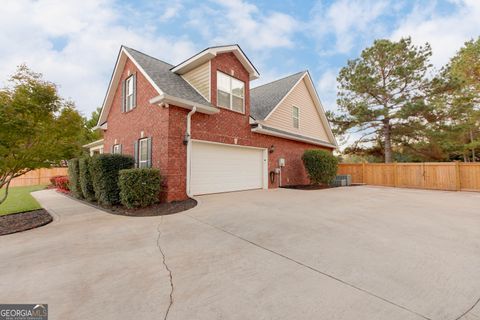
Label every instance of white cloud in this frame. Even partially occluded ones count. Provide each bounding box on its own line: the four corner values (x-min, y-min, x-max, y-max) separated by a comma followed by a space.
0, 0, 197, 116
310, 0, 390, 54
390, 0, 480, 68
316, 69, 338, 112
199, 0, 299, 51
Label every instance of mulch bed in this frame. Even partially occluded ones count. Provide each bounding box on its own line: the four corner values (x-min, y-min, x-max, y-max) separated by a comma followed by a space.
281, 184, 335, 190
63, 192, 197, 217
103, 199, 197, 217
0, 209, 53, 236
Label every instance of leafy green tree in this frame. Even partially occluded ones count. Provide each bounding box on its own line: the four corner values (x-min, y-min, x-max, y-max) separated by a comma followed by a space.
328, 37, 432, 163
83, 107, 102, 143
446, 38, 480, 161
0, 65, 85, 204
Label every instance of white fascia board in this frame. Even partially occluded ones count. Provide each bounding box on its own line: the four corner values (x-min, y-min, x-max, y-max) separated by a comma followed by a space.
172, 45, 260, 80
302, 71, 338, 147
252, 125, 337, 149
82, 139, 104, 148
97, 47, 164, 127
149, 94, 219, 115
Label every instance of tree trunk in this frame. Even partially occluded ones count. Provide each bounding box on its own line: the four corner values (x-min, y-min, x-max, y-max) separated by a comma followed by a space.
383, 120, 393, 163
0, 178, 12, 205
470, 129, 476, 162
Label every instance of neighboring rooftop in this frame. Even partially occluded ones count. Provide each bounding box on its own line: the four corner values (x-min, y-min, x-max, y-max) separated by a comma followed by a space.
250, 71, 306, 120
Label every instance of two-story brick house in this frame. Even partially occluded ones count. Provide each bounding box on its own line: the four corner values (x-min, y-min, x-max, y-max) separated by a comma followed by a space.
94, 45, 337, 201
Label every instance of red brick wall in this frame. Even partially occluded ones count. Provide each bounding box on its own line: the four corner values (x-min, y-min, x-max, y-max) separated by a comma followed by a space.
165, 53, 331, 201
104, 54, 332, 202
103, 58, 170, 199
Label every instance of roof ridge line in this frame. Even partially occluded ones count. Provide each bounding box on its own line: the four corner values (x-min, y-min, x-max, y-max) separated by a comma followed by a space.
122, 45, 174, 67
251, 70, 306, 90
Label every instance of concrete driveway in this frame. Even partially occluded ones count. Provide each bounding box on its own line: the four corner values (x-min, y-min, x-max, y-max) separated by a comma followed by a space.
1, 187, 479, 320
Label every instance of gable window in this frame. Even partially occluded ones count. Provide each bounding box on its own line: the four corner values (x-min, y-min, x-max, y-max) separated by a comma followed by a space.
292, 106, 299, 129
123, 74, 136, 112
112, 144, 122, 154
217, 71, 244, 113
134, 137, 152, 168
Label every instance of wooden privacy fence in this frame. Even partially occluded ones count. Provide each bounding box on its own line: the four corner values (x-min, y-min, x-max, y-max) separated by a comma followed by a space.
338, 162, 480, 192
9, 168, 68, 187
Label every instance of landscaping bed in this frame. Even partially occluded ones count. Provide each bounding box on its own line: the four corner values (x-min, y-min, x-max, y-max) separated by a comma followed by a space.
100, 198, 197, 217
0, 209, 52, 236
64, 192, 197, 217
281, 184, 334, 190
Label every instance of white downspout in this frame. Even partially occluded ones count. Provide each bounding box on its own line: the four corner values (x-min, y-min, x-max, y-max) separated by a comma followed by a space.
186, 107, 197, 198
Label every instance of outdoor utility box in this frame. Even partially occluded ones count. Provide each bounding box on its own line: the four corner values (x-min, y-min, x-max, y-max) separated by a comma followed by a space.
331, 175, 352, 187
278, 158, 285, 167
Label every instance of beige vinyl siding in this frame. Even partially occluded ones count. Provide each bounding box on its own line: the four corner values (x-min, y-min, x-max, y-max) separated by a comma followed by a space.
182, 61, 210, 101
264, 78, 330, 141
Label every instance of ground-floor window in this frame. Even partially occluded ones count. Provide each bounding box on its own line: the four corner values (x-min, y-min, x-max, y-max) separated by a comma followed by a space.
112, 144, 122, 154
135, 137, 152, 168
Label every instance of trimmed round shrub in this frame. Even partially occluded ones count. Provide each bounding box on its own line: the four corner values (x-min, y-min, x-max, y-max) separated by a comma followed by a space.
302, 149, 338, 185
90, 154, 134, 206
79, 156, 96, 202
54, 176, 69, 192
68, 158, 83, 198
119, 168, 162, 208
49, 175, 63, 186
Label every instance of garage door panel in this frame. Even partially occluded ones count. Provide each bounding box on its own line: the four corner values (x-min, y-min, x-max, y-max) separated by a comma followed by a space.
191, 142, 265, 195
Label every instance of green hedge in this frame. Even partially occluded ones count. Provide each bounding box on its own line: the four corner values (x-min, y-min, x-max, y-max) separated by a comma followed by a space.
302, 150, 338, 185
68, 158, 83, 198
90, 154, 134, 206
119, 168, 162, 208
79, 156, 96, 202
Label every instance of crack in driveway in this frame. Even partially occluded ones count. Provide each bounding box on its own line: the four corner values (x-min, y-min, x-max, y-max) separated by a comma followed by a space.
454, 296, 480, 320
187, 214, 432, 320
157, 217, 174, 320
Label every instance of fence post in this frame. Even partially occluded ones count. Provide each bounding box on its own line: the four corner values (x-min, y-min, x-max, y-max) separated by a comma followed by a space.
455, 161, 461, 191
37, 169, 42, 185
421, 163, 425, 188
394, 162, 398, 187
362, 162, 366, 184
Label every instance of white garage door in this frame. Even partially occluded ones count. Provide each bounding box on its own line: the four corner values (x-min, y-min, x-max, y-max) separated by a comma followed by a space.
190, 141, 266, 195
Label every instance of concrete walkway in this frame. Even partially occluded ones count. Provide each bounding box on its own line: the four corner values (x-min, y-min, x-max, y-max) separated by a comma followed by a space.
1, 187, 480, 320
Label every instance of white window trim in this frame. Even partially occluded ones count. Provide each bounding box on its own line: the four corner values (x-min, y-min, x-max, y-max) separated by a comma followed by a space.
138, 138, 149, 168
125, 75, 135, 111
292, 106, 299, 129
216, 71, 245, 114
112, 144, 121, 154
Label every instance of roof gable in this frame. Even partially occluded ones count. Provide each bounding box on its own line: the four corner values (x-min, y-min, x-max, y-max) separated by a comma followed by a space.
250, 71, 305, 120
171, 45, 259, 80
97, 46, 212, 126
251, 71, 337, 147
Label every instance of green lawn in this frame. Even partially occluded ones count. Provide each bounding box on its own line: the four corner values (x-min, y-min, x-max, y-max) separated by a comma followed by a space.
0, 185, 47, 216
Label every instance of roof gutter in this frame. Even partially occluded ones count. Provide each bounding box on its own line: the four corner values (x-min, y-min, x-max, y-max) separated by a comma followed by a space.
149, 94, 219, 115
185, 107, 197, 198
251, 124, 337, 149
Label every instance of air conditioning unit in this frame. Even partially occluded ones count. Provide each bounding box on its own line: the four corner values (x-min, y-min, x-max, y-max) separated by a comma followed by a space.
330, 175, 352, 187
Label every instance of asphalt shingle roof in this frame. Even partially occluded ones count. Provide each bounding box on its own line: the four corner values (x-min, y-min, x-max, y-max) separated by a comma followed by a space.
250, 71, 306, 120
124, 46, 306, 120
123, 46, 212, 106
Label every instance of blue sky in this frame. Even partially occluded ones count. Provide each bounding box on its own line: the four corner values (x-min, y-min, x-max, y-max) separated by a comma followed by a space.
1, 0, 479, 130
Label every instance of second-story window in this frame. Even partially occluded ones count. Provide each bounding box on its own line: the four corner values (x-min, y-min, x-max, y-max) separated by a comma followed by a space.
126, 76, 135, 111
217, 71, 244, 113
122, 74, 136, 112
292, 106, 299, 129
